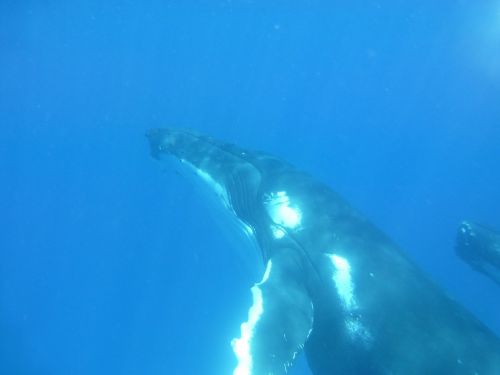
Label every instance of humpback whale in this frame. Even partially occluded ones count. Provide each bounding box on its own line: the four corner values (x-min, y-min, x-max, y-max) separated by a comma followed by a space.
147, 128, 500, 374
456, 221, 500, 287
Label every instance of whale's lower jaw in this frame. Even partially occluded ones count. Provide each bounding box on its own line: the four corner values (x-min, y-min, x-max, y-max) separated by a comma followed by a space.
148, 128, 500, 375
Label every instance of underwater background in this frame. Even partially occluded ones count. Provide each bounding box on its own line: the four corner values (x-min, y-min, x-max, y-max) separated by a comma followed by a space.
1, 1, 499, 374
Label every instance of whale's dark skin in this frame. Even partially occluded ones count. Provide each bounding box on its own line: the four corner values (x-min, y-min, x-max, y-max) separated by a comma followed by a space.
147, 128, 500, 375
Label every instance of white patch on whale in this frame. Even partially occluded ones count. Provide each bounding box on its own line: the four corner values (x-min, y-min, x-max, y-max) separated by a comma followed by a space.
329, 254, 356, 310
264, 191, 302, 238
232, 259, 273, 375
327, 253, 372, 345
180, 158, 231, 209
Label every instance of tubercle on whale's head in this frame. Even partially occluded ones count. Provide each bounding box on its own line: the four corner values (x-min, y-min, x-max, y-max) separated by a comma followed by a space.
146, 128, 179, 159
145, 128, 207, 162
146, 128, 235, 195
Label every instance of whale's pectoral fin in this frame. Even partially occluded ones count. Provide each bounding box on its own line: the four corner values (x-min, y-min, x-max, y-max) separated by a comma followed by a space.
232, 249, 314, 375
456, 221, 500, 286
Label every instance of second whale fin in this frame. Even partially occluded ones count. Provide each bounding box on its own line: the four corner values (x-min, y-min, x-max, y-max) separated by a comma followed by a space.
456, 221, 500, 286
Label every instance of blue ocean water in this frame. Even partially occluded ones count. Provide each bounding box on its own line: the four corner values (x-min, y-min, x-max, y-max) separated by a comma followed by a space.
1, 1, 499, 374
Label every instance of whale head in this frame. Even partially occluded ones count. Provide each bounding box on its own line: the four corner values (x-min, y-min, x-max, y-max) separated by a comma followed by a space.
146, 128, 306, 265
146, 128, 261, 210
147, 128, 270, 262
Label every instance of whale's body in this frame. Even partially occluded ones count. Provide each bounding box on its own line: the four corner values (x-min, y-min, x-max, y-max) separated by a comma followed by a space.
147, 129, 500, 374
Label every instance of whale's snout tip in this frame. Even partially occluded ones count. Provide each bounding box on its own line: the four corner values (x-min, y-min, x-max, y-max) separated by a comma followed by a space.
146, 128, 173, 159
